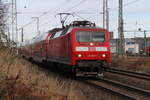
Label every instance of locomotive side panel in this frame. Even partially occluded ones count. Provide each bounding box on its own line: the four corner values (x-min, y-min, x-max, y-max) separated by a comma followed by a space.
47, 33, 72, 64
41, 34, 52, 61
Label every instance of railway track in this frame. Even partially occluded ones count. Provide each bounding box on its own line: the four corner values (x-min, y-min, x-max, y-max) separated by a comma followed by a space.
29, 60, 150, 99
79, 77, 136, 100
105, 68, 150, 81
79, 77, 150, 100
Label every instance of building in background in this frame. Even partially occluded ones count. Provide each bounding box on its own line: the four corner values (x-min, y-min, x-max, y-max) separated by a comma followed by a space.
110, 37, 150, 55
125, 39, 139, 54
110, 39, 117, 53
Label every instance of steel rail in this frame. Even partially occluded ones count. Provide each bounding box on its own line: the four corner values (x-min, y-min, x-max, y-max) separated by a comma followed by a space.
106, 68, 150, 81
108, 68, 150, 77
79, 77, 150, 100
97, 78, 150, 97
79, 78, 136, 100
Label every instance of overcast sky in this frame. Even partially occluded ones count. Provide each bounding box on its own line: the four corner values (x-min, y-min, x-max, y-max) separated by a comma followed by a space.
5, 0, 150, 41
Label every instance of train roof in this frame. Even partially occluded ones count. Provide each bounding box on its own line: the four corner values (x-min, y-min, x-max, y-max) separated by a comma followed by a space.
23, 21, 106, 45
48, 28, 63, 33
48, 25, 107, 41
19, 21, 105, 47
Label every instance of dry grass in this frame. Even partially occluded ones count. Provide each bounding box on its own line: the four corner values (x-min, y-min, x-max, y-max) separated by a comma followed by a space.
110, 55, 150, 73
0, 48, 68, 100
0, 47, 92, 100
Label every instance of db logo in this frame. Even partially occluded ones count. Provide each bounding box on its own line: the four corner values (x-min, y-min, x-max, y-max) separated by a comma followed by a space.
89, 47, 96, 51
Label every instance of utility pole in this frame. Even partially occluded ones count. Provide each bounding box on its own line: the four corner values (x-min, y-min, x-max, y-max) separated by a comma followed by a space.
7, 26, 11, 46
106, 0, 109, 31
118, 0, 125, 56
11, 0, 14, 42
32, 17, 40, 34
11, 0, 17, 47
14, 0, 18, 46
144, 30, 147, 53
103, 0, 109, 31
21, 28, 24, 43
103, 0, 106, 28
0, 0, 2, 42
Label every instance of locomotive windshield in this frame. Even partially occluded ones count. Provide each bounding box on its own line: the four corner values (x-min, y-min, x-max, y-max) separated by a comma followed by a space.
76, 31, 105, 42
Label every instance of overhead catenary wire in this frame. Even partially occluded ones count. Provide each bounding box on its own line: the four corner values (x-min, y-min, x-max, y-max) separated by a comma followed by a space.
20, 0, 143, 36
41, 11, 92, 29
72, 12, 88, 20
37, 0, 89, 29
20, 0, 142, 28
39, 0, 89, 26
19, 0, 70, 29
110, 0, 141, 12
20, 0, 89, 29
108, 0, 142, 35
124, 0, 141, 7
63, 0, 88, 12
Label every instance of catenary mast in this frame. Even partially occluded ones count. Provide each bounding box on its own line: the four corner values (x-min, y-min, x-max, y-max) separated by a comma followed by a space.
118, 0, 125, 56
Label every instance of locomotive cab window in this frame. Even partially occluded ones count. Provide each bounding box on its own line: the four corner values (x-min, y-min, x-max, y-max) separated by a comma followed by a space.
76, 31, 105, 42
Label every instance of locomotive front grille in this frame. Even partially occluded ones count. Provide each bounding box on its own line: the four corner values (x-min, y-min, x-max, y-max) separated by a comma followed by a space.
77, 60, 102, 67
76, 60, 106, 72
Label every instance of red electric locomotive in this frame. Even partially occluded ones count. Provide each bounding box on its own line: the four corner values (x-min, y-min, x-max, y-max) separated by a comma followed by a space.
19, 21, 110, 76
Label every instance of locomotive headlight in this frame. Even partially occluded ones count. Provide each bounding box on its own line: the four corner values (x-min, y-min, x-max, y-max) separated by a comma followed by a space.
78, 54, 82, 58
102, 54, 106, 58
90, 43, 94, 46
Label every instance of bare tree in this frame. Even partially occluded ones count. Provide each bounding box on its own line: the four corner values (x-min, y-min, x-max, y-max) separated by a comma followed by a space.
0, 0, 10, 47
